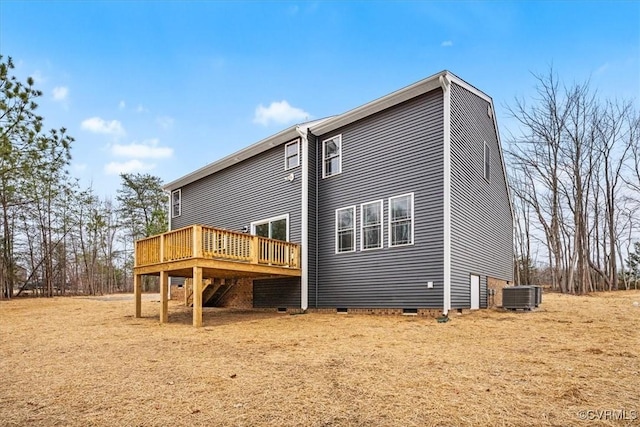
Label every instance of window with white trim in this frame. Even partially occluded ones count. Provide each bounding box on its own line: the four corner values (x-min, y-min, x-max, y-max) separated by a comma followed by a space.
389, 193, 414, 247
171, 189, 181, 218
483, 141, 491, 182
361, 200, 383, 250
335, 206, 355, 253
251, 214, 289, 241
284, 140, 300, 170
323, 135, 342, 178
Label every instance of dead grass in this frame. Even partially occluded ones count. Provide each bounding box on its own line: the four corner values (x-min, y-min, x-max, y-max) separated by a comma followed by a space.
1, 291, 639, 427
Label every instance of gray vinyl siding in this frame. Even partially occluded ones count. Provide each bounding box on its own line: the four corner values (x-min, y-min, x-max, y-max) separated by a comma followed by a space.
449, 83, 513, 308
171, 141, 303, 244
307, 131, 318, 308
315, 89, 445, 308
253, 277, 301, 308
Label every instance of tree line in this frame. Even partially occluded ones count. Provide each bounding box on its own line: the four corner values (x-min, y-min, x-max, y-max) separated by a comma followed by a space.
0, 56, 167, 298
2, 56, 639, 298
508, 69, 640, 293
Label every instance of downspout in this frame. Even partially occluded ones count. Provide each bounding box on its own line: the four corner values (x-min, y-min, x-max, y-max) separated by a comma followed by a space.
296, 126, 309, 311
440, 73, 452, 316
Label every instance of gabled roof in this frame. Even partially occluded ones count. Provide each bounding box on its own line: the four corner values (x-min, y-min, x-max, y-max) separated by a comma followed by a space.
164, 70, 494, 191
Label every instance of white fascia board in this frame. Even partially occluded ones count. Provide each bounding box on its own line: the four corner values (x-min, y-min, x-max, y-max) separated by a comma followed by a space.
164, 117, 333, 191
163, 126, 298, 191
446, 72, 494, 105
310, 70, 450, 136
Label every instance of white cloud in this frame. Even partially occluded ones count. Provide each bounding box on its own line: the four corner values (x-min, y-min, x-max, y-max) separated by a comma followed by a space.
253, 100, 310, 126
156, 116, 174, 130
31, 70, 46, 84
441, 40, 453, 47
111, 139, 173, 159
73, 163, 87, 172
118, 100, 126, 110
81, 117, 125, 136
52, 86, 69, 101
104, 159, 155, 175
136, 104, 148, 113
595, 63, 610, 76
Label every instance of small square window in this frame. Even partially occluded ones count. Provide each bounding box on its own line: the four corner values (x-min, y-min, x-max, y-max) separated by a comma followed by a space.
171, 189, 181, 218
323, 135, 342, 178
284, 140, 300, 170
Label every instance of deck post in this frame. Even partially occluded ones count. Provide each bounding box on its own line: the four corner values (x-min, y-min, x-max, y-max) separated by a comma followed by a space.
193, 267, 203, 327
193, 225, 203, 258
184, 278, 190, 306
134, 273, 142, 318
249, 235, 259, 264
160, 271, 168, 323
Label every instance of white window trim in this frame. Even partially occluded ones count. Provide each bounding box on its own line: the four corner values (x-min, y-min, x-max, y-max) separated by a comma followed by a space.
360, 200, 383, 251
284, 139, 300, 171
483, 141, 491, 182
322, 134, 342, 179
388, 192, 415, 247
250, 213, 290, 241
171, 189, 181, 218
335, 205, 356, 254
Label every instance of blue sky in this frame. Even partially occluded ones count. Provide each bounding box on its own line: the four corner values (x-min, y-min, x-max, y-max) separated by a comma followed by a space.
1, 1, 638, 197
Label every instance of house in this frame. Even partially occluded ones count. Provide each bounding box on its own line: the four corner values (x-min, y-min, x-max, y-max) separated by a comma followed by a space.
134, 70, 513, 326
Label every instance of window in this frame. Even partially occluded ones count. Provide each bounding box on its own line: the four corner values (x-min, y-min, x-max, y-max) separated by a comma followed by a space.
284, 140, 300, 170
361, 200, 383, 250
483, 141, 491, 182
251, 214, 289, 241
323, 135, 342, 178
171, 189, 181, 218
389, 193, 414, 247
335, 206, 355, 253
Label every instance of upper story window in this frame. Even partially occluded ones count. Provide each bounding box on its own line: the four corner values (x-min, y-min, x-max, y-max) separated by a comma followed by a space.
389, 193, 414, 247
284, 140, 300, 170
483, 141, 491, 182
335, 206, 355, 253
171, 189, 181, 218
361, 200, 383, 250
323, 135, 342, 178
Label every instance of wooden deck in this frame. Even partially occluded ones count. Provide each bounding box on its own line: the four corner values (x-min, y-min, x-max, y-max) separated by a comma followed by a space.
133, 225, 301, 326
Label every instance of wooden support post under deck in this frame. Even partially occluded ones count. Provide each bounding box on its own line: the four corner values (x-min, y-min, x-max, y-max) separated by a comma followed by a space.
160, 271, 168, 323
193, 267, 203, 327
184, 278, 190, 307
134, 274, 142, 318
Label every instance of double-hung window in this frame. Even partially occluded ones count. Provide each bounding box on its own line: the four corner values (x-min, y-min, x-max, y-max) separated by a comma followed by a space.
285, 140, 300, 170
389, 193, 414, 247
323, 135, 342, 178
335, 206, 355, 253
361, 200, 383, 250
171, 189, 181, 218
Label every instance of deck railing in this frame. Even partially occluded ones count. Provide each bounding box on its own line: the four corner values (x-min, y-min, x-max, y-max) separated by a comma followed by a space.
134, 225, 301, 269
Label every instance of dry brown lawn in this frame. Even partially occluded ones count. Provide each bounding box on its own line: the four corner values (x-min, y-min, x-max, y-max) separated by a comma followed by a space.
1, 291, 639, 427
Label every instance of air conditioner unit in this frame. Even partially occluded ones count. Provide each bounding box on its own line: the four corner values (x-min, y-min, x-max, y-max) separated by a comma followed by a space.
502, 286, 536, 310
533, 286, 542, 307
